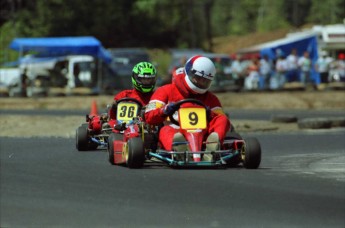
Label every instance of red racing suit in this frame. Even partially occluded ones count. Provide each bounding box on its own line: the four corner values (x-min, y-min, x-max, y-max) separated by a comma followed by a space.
108, 89, 153, 127
145, 68, 230, 150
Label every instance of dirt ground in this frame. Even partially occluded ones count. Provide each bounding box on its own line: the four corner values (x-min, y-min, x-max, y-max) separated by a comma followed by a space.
0, 90, 344, 138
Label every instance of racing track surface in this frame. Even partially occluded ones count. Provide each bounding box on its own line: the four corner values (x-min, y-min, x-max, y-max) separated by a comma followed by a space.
1, 130, 345, 227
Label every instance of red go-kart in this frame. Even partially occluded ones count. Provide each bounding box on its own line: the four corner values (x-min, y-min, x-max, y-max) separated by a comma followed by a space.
107, 98, 157, 168
75, 110, 111, 151
146, 99, 262, 169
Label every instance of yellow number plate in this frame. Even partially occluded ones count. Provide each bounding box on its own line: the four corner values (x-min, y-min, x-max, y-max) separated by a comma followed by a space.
179, 107, 207, 130
116, 102, 139, 122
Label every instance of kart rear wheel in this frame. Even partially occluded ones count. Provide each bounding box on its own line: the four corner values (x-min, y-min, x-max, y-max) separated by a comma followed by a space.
76, 125, 89, 151
126, 137, 144, 168
108, 133, 122, 165
242, 137, 261, 169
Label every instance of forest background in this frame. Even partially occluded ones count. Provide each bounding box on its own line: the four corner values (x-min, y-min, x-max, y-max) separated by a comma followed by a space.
1, 0, 345, 74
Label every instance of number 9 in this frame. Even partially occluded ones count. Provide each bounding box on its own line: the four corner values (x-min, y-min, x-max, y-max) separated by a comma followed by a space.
189, 112, 198, 125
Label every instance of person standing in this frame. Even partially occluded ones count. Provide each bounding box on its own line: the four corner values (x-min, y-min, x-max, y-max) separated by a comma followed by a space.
315, 51, 332, 84
286, 48, 299, 82
298, 51, 312, 86
231, 54, 245, 89
272, 53, 287, 90
259, 54, 272, 89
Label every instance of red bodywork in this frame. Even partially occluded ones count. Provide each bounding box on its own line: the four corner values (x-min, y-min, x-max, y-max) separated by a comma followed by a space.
88, 115, 102, 133
180, 129, 206, 162
111, 124, 141, 165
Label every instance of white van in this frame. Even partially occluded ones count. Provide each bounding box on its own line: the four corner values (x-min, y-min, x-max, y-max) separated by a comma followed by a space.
3, 55, 96, 97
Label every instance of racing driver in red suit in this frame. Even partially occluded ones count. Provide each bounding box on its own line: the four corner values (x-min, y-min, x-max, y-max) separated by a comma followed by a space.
107, 61, 157, 129
145, 55, 230, 159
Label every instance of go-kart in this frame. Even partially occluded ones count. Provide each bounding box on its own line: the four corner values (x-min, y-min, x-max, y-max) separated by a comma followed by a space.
107, 98, 157, 168
75, 110, 112, 151
145, 99, 261, 169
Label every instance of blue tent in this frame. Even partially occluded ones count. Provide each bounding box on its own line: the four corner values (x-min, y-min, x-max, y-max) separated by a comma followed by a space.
238, 32, 320, 84
9, 36, 112, 63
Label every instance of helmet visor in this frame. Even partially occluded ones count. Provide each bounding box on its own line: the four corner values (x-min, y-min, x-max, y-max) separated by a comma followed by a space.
137, 74, 156, 87
187, 70, 212, 89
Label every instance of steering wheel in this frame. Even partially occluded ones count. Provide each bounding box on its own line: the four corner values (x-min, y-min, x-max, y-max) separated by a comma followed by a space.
168, 98, 210, 126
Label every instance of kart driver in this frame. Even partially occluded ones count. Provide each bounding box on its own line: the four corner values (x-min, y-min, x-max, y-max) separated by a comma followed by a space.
107, 61, 157, 129
144, 55, 230, 160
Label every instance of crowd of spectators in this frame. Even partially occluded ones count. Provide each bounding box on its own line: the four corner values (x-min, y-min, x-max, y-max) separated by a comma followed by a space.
229, 49, 345, 91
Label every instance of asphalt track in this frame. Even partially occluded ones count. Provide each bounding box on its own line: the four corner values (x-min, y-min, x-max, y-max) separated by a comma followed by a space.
1, 108, 345, 120
1, 129, 345, 227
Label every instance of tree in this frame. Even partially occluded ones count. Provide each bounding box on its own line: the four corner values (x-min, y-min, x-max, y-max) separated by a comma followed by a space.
1, 0, 344, 64
308, 0, 345, 24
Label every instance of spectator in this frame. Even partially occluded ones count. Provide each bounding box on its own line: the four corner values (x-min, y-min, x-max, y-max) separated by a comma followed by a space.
315, 51, 332, 84
259, 54, 273, 89
213, 57, 225, 87
329, 53, 345, 82
244, 64, 260, 90
20, 67, 28, 97
271, 53, 287, 90
286, 48, 299, 82
231, 54, 245, 88
73, 64, 82, 87
298, 51, 312, 86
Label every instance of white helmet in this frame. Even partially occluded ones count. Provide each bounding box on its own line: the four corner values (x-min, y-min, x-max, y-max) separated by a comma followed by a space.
184, 55, 216, 94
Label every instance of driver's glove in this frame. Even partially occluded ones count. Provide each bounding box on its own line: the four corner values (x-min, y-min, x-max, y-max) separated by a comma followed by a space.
163, 102, 178, 116
114, 122, 127, 131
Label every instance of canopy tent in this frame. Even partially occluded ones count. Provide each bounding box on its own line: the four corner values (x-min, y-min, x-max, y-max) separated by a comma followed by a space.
238, 32, 319, 61
9, 36, 112, 63
238, 32, 320, 84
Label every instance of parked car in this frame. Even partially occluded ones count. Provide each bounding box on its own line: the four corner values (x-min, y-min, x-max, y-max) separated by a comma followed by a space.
106, 48, 151, 93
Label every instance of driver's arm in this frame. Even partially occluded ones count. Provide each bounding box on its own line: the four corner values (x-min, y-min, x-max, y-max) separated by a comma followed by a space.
145, 86, 171, 125
145, 100, 167, 125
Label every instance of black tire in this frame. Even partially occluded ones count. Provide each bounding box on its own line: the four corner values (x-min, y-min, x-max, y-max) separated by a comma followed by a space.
271, 114, 298, 123
298, 118, 332, 129
330, 117, 345, 127
127, 137, 145, 168
76, 125, 89, 151
242, 137, 261, 169
108, 133, 123, 165
82, 123, 99, 150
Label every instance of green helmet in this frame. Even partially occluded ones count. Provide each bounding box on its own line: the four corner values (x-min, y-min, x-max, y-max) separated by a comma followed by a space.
132, 62, 157, 93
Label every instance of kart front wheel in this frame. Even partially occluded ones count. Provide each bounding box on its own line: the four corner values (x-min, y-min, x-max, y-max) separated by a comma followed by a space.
108, 133, 122, 165
242, 137, 261, 169
76, 125, 89, 151
126, 137, 145, 168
